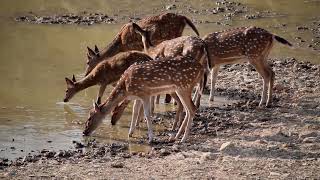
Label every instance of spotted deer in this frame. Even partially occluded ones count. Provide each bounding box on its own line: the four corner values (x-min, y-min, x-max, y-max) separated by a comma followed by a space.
63, 51, 152, 103
203, 26, 292, 107
83, 56, 205, 143
85, 12, 199, 76
109, 22, 211, 127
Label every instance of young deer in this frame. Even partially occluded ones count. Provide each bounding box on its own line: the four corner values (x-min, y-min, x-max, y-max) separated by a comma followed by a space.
83, 56, 204, 143
203, 26, 292, 107
63, 51, 152, 103
85, 12, 199, 76
109, 23, 211, 127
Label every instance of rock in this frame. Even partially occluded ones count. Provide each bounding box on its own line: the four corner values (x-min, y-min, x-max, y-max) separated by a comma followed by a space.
166, 4, 176, 10
302, 137, 319, 143
200, 152, 218, 163
45, 151, 56, 158
219, 142, 234, 151
299, 131, 318, 139
159, 148, 171, 156
269, 172, 281, 176
72, 140, 85, 148
111, 162, 124, 168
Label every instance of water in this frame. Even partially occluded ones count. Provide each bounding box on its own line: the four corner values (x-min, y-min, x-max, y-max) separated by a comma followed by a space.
0, 0, 319, 160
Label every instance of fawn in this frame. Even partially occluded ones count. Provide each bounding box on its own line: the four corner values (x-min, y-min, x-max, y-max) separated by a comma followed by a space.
203, 26, 292, 107
83, 56, 205, 143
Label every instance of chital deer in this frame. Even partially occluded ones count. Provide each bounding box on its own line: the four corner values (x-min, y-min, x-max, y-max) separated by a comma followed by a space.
85, 12, 199, 76
83, 56, 205, 143
63, 51, 152, 103
203, 26, 292, 107
109, 22, 211, 127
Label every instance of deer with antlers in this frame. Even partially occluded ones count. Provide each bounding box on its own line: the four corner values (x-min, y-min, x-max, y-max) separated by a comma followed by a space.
203, 26, 292, 107
108, 23, 211, 128
83, 56, 205, 143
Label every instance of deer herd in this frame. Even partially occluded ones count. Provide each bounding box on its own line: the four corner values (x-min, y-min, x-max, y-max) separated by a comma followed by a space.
63, 13, 292, 143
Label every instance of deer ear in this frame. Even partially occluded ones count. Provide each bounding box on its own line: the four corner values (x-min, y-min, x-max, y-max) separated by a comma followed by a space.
65, 77, 75, 88
145, 31, 153, 47
94, 45, 99, 54
132, 23, 144, 34
93, 100, 100, 112
87, 46, 96, 57
72, 74, 76, 82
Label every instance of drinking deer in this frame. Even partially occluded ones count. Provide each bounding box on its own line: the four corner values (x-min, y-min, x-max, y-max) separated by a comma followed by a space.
63, 51, 152, 103
85, 12, 199, 76
203, 26, 292, 107
83, 56, 205, 143
109, 22, 211, 127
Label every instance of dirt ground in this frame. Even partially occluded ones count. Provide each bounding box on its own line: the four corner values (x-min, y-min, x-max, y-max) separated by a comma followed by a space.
1, 58, 319, 179
1, 0, 320, 179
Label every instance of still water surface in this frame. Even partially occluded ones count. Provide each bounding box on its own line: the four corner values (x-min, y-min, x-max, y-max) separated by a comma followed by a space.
0, 0, 319, 159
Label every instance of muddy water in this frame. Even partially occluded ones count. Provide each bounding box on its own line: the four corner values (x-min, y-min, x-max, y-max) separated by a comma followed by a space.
0, 0, 319, 160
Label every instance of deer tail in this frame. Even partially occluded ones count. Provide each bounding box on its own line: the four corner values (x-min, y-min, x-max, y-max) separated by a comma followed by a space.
273, 35, 293, 47
183, 16, 200, 36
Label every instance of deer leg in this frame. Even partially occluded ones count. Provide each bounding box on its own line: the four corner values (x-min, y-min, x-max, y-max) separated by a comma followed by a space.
155, 95, 160, 104
150, 96, 155, 116
164, 94, 172, 103
250, 59, 272, 107
128, 100, 142, 137
170, 93, 183, 131
135, 103, 144, 127
209, 66, 220, 102
142, 97, 154, 143
170, 90, 193, 142
266, 66, 275, 107
111, 100, 130, 125
176, 90, 196, 143
194, 75, 205, 108
96, 84, 107, 104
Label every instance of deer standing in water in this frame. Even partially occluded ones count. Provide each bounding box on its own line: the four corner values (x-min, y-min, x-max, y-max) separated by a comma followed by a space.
110, 23, 211, 128
83, 56, 205, 143
203, 26, 292, 107
82, 13, 199, 104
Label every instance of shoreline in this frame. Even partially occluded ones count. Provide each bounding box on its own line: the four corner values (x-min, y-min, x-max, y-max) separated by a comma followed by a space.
1, 57, 319, 179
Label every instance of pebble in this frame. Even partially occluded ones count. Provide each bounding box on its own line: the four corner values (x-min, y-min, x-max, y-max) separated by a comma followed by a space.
110, 162, 124, 168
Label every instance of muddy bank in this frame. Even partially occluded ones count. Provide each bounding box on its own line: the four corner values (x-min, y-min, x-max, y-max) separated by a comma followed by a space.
13, 0, 254, 25
1, 58, 319, 179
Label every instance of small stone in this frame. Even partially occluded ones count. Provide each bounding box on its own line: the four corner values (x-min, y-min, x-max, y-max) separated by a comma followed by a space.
270, 172, 281, 176
111, 162, 124, 168
166, 4, 176, 10
299, 131, 318, 139
159, 148, 171, 156
219, 142, 234, 151
200, 152, 218, 162
303, 137, 318, 143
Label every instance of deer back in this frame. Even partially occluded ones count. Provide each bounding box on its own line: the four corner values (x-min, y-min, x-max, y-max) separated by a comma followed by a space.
203, 26, 273, 65
122, 56, 204, 97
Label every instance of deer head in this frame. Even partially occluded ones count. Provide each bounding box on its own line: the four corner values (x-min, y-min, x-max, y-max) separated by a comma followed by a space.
83, 101, 106, 136
63, 75, 77, 102
85, 46, 101, 76
131, 23, 153, 51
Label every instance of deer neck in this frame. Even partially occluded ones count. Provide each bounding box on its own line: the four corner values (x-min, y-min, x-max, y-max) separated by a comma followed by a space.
99, 81, 127, 115
74, 73, 101, 92
100, 37, 122, 60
